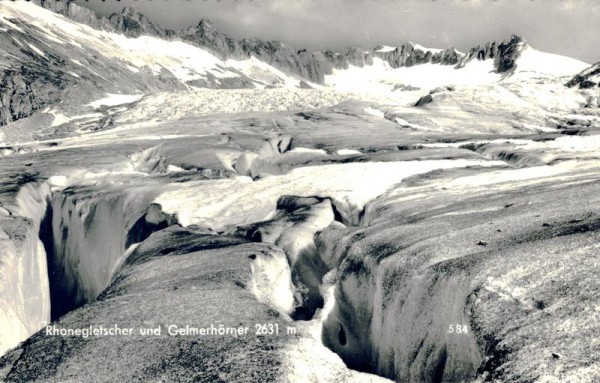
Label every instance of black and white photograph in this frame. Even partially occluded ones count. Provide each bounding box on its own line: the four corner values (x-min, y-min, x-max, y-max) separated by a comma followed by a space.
0, 0, 599, 381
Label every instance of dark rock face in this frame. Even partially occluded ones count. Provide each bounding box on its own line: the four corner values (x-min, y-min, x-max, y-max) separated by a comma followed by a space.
494, 35, 526, 73
33, 0, 113, 31
241, 39, 329, 83
458, 35, 525, 73
108, 6, 175, 39
457, 42, 499, 68
0, 64, 68, 126
414, 94, 433, 107
372, 43, 462, 68
566, 62, 600, 88
414, 86, 454, 107
179, 19, 241, 60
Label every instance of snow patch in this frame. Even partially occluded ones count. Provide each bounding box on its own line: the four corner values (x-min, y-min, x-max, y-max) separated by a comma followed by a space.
325, 57, 500, 101
166, 164, 186, 173
364, 107, 386, 118
87, 94, 142, 109
336, 149, 362, 155
394, 117, 430, 130
0, 14, 24, 32
27, 43, 45, 57
287, 147, 328, 155
50, 111, 103, 127
513, 46, 589, 78
412, 42, 444, 54
375, 45, 396, 53
226, 56, 306, 88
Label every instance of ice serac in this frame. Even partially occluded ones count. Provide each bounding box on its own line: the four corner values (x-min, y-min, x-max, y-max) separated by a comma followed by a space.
319, 159, 600, 382
235, 196, 336, 319
41, 185, 173, 319
0, 228, 297, 382
0, 182, 51, 356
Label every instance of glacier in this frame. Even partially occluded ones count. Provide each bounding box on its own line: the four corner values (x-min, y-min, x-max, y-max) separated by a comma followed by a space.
0, 1, 600, 382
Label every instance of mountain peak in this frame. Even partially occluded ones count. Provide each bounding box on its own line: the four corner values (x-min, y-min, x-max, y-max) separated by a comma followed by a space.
456, 34, 528, 72
508, 34, 525, 44
108, 6, 167, 38
495, 35, 527, 72
197, 18, 216, 30
121, 6, 137, 16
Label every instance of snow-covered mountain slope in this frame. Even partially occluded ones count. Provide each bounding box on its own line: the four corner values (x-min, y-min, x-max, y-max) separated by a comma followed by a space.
0, 1, 592, 128
513, 45, 589, 77
325, 57, 499, 96
325, 43, 589, 100
0, 1, 314, 125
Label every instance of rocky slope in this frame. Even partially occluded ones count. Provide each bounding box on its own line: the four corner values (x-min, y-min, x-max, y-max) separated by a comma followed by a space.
372, 43, 462, 68
32, 0, 114, 30
457, 35, 525, 72
566, 62, 600, 88
0, 1, 315, 126
0, 63, 69, 126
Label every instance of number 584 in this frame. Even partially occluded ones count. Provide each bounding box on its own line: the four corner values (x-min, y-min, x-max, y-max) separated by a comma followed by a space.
448, 324, 469, 334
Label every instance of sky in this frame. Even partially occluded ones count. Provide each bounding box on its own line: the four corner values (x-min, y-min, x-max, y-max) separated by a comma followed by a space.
76, 0, 600, 64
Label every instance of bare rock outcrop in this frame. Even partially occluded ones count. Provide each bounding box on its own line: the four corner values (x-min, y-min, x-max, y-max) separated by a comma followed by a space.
566, 62, 600, 88
457, 35, 526, 73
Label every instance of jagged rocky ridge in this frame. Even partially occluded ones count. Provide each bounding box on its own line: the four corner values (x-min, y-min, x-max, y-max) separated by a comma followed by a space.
33, 0, 114, 30
37, 0, 525, 82
457, 35, 525, 72
101, 6, 531, 82
0, 0, 535, 127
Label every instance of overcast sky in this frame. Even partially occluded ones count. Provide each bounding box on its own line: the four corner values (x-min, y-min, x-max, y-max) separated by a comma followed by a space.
76, 0, 600, 63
